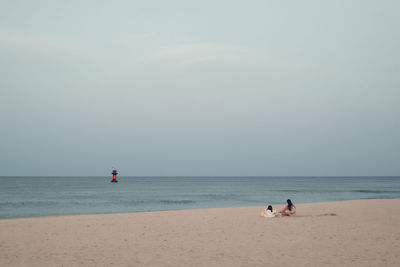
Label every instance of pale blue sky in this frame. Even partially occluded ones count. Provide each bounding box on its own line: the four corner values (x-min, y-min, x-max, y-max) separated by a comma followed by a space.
1, 0, 399, 176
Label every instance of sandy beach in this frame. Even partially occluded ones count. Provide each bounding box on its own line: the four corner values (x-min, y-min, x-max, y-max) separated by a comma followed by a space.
1, 199, 399, 266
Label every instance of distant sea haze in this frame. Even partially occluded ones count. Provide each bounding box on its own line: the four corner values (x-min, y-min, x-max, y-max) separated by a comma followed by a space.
0, 176, 399, 219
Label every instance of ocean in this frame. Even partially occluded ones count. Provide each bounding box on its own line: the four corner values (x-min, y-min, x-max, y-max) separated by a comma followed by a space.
1, 176, 399, 219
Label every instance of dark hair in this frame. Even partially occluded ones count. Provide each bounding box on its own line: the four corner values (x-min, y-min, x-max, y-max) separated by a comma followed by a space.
267, 205, 273, 212
287, 199, 294, 211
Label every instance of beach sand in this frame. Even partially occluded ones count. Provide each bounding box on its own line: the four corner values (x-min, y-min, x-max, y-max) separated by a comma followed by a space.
1, 199, 399, 266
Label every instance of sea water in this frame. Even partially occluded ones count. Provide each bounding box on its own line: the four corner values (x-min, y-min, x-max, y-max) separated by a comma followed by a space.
0, 176, 399, 219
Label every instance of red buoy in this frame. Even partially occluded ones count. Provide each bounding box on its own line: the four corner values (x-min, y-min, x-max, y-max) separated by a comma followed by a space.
111, 169, 118, 183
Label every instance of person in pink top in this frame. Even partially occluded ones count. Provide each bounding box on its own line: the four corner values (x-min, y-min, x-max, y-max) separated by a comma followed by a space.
279, 199, 296, 216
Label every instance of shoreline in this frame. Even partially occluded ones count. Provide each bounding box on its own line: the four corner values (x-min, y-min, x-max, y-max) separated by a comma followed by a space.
1, 198, 399, 220
1, 199, 399, 266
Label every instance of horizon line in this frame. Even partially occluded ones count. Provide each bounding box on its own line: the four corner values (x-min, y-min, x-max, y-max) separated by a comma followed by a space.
1, 175, 399, 178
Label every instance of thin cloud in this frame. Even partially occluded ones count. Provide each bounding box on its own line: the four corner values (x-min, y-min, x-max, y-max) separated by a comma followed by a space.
147, 43, 253, 66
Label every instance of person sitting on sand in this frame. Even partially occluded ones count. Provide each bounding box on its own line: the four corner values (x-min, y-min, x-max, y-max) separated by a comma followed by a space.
264, 205, 277, 217
279, 199, 296, 216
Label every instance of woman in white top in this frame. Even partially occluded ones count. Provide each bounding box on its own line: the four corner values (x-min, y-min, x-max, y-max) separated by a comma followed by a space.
264, 205, 277, 217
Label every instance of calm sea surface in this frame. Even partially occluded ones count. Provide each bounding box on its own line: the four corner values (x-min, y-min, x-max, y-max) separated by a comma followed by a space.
1, 176, 399, 219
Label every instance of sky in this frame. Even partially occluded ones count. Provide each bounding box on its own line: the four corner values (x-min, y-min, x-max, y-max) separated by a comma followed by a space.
0, 0, 399, 176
